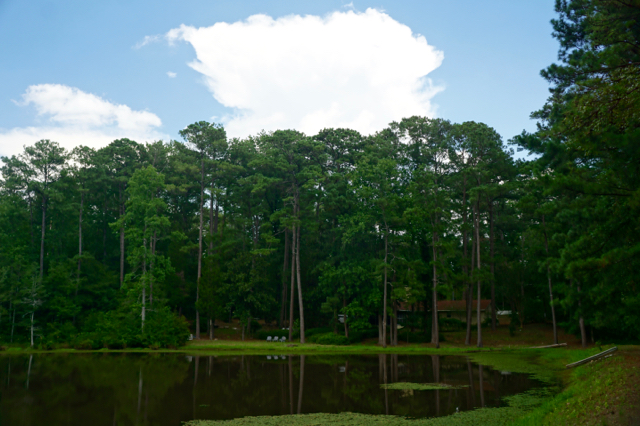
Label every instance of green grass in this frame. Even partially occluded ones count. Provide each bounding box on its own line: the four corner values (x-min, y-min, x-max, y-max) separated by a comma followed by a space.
511, 347, 640, 425
381, 382, 469, 390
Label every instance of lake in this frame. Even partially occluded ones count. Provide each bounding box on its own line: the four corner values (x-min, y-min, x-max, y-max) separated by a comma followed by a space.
0, 353, 544, 425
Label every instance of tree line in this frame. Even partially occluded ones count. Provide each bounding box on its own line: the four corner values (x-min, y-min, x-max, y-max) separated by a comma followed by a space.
0, 0, 638, 348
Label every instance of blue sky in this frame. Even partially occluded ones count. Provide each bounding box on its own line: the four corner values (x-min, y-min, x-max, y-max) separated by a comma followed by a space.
0, 0, 558, 157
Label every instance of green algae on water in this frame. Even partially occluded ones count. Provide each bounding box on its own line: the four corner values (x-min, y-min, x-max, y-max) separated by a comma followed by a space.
185, 389, 552, 426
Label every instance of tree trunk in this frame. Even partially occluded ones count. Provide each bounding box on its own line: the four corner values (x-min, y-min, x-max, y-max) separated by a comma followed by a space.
411, 303, 415, 333
519, 234, 525, 328
465, 213, 476, 346
280, 228, 290, 327
577, 281, 587, 348
289, 224, 296, 342
196, 160, 205, 339
295, 202, 305, 344
39, 195, 46, 282
392, 302, 398, 346
382, 224, 388, 348
343, 292, 349, 338
209, 186, 214, 254
542, 215, 558, 345
76, 191, 83, 296
102, 197, 107, 261
490, 200, 496, 331
10, 304, 16, 343
150, 230, 156, 307
30, 311, 35, 347
475, 201, 483, 348
431, 231, 440, 347
119, 185, 125, 288
378, 315, 383, 345
142, 229, 147, 331
28, 196, 34, 250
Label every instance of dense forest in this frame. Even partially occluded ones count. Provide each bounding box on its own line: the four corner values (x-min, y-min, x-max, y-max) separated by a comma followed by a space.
0, 0, 638, 349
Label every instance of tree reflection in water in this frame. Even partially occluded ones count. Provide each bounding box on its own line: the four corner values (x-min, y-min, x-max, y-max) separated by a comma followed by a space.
0, 353, 543, 425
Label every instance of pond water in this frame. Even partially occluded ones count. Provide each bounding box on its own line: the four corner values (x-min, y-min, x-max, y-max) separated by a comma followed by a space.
0, 353, 544, 425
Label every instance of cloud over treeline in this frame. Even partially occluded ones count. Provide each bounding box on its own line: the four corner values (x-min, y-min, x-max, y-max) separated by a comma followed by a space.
0, 84, 166, 157
166, 8, 444, 137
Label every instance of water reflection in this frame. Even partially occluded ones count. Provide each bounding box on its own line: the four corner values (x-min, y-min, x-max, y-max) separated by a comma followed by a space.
0, 353, 543, 425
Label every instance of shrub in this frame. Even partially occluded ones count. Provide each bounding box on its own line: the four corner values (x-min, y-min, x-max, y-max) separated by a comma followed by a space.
250, 320, 262, 333
440, 318, 465, 331
38, 341, 53, 351
142, 307, 190, 348
74, 339, 94, 350
77, 306, 189, 349
305, 327, 333, 337
346, 328, 378, 344
314, 332, 350, 345
45, 321, 78, 343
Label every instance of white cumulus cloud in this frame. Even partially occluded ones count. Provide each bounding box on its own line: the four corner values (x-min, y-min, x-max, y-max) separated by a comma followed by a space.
167, 71, 177, 78
0, 84, 166, 157
166, 8, 444, 138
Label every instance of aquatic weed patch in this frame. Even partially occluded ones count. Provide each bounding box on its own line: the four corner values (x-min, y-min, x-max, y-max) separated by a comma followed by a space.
184, 350, 562, 426
184, 389, 550, 426
466, 350, 562, 385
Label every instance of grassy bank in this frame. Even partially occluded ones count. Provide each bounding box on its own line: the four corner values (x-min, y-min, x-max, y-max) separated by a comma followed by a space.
512, 346, 640, 425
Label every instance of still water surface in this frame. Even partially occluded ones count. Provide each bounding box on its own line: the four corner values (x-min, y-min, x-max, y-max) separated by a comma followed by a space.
0, 353, 543, 425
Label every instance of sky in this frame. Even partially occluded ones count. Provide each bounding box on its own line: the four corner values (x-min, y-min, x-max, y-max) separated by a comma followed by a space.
0, 0, 558, 158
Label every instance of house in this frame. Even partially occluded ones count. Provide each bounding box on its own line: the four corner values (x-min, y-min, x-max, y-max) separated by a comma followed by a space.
437, 300, 492, 325
396, 299, 493, 325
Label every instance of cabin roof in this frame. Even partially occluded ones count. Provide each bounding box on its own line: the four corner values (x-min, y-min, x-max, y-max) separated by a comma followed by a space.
437, 300, 491, 311
397, 300, 492, 312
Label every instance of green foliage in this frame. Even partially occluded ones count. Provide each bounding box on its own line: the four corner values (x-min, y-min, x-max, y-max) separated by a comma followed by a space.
396, 330, 439, 344
250, 319, 262, 333
75, 307, 189, 349
313, 332, 350, 346
346, 328, 379, 344
439, 317, 465, 332
305, 327, 333, 338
